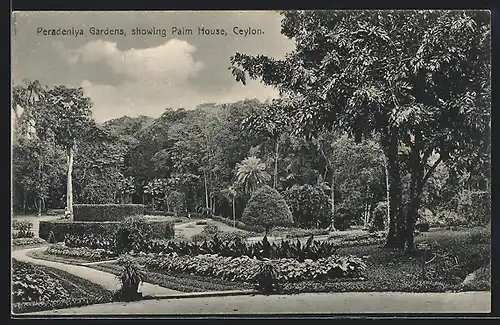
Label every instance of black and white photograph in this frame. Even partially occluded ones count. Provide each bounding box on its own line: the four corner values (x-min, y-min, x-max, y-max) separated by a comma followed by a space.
11, 10, 492, 316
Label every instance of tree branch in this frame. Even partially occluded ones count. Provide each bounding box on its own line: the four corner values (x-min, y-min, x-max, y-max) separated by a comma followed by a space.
417, 155, 443, 195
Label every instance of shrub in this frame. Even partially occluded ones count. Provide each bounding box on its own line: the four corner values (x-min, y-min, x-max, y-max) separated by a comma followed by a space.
458, 190, 491, 226
73, 204, 145, 222
256, 261, 280, 294
285, 184, 332, 228
242, 185, 294, 234
115, 216, 174, 253
133, 253, 366, 283
115, 256, 144, 301
370, 202, 387, 232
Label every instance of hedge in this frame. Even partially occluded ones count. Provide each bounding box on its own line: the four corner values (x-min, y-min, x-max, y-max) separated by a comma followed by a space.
39, 219, 174, 243
73, 204, 145, 221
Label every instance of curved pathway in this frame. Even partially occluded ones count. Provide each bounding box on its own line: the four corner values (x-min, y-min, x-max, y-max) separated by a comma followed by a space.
12, 246, 180, 296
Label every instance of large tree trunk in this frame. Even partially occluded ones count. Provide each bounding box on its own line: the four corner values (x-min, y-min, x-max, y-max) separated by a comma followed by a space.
384, 132, 405, 249
273, 139, 279, 189
382, 153, 390, 230
66, 147, 74, 213
203, 169, 209, 209
232, 196, 236, 227
330, 171, 337, 231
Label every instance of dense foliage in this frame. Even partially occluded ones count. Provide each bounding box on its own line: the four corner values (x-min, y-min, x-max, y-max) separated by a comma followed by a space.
12, 259, 70, 303
285, 184, 331, 228
131, 253, 366, 283
242, 185, 294, 233
131, 235, 337, 262
73, 204, 145, 221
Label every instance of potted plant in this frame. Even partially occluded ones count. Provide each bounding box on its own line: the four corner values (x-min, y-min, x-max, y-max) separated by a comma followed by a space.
116, 256, 144, 301
255, 260, 281, 295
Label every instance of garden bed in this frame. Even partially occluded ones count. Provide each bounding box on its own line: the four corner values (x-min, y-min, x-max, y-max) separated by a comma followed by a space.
88, 262, 253, 292
12, 237, 47, 250
12, 259, 113, 314
26, 246, 117, 265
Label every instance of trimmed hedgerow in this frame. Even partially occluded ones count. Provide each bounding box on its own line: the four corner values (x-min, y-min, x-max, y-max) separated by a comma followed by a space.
73, 204, 145, 222
39, 218, 174, 244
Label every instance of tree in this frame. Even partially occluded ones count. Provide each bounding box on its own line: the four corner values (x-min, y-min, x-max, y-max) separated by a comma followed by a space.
46, 86, 93, 213
242, 185, 293, 234
241, 103, 291, 189
235, 156, 271, 194
229, 10, 490, 252
221, 184, 238, 227
285, 184, 331, 228
167, 191, 185, 218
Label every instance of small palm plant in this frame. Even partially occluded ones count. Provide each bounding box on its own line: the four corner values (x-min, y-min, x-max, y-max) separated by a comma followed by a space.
255, 260, 281, 295
116, 256, 144, 301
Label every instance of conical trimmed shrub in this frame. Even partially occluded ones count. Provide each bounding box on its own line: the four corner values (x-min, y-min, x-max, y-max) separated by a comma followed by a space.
242, 185, 293, 234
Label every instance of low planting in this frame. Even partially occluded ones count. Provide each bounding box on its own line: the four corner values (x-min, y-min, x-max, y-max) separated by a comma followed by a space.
130, 253, 366, 284
73, 204, 145, 222
134, 235, 337, 261
12, 237, 47, 248
12, 259, 113, 314
89, 262, 252, 293
45, 244, 116, 261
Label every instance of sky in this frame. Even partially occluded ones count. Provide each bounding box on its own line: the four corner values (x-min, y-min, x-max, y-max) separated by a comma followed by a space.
12, 11, 295, 123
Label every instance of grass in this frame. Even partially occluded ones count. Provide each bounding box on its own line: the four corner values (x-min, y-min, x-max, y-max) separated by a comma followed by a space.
88, 262, 253, 293
12, 261, 113, 314
328, 227, 491, 293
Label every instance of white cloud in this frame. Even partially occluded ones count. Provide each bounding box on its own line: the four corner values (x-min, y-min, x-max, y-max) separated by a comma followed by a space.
54, 40, 280, 122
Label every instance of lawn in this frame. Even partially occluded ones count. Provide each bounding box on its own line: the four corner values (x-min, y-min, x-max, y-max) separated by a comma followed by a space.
322, 227, 492, 293
12, 259, 113, 314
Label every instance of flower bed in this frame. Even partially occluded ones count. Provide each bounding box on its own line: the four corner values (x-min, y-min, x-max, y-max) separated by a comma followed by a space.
45, 244, 116, 261
12, 259, 113, 314
130, 253, 366, 283
12, 259, 69, 303
134, 235, 337, 261
89, 262, 253, 292
12, 237, 47, 247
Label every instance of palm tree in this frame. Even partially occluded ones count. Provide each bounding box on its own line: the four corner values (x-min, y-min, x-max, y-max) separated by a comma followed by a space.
221, 184, 238, 227
236, 156, 271, 194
